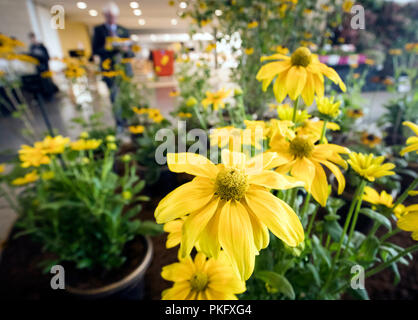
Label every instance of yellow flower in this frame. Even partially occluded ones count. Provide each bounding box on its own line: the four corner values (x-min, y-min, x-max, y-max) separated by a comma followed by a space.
400, 121, 418, 156
133, 107, 149, 115
297, 119, 340, 142
247, 21, 258, 29
347, 109, 363, 118
409, 191, 418, 196
161, 252, 246, 300
12, 170, 39, 186
361, 132, 382, 148
0, 164, 5, 174
271, 134, 349, 206
277, 104, 310, 124
397, 204, 418, 240
257, 47, 346, 106
178, 112, 193, 119
35, 136, 70, 154
210, 126, 243, 148
186, 97, 198, 107
347, 153, 395, 182
201, 89, 231, 111
205, 43, 216, 52
169, 90, 180, 97
316, 96, 341, 118
19, 145, 51, 168
129, 125, 145, 134
389, 49, 402, 56
362, 186, 394, 208
102, 58, 112, 70
365, 59, 375, 66
164, 218, 185, 249
80, 131, 89, 139
342, 0, 354, 13
122, 191, 132, 200
353, 73, 360, 79
405, 43, 418, 52
70, 139, 102, 151
41, 171, 55, 180
132, 44, 141, 53
244, 48, 254, 55
155, 150, 304, 280
272, 45, 289, 55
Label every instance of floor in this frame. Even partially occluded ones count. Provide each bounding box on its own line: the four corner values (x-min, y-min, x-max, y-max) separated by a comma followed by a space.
0, 78, 394, 245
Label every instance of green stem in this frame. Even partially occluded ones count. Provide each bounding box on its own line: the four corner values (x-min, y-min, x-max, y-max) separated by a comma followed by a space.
300, 192, 312, 221
393, 177, 418, 210
193, 105, 207, 130
319, 120, 328, 144
380, 227, 401, 243
290, 188, 298, 209
218, 108, 225, 126
306, 204, 319, 237
345, 179, 367, 250
291, 97, 300, 123
365, 244, 418, 278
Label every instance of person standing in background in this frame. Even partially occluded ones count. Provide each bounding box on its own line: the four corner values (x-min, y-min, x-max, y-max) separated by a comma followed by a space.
92, 2, 133, 133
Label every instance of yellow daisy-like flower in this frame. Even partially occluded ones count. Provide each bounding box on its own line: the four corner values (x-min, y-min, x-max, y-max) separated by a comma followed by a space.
155, 150, 304, 280
270, 134, 349, 206
201, 89, 231, 111
256, 47, 346, 106
19, 145, 51, 168
400, 121, 418, 156
397, 204, 418, 240
161, 252, 246, 300
277, 104, 310, 124
129, 125, 145, 134
362, 186, 394, 208
297, 119, 340, 142
0, 163, 5, 174
133, 107, 149, 115
12, 170, 39, 186
205, 43, 216, 53
70, 139, 102, 151
210, 126, 243, 149
244, 48, 254, 55
342, 0, 354, 13
347, 153, 395, 182
316, 96, 341, 118
247, 21, 258, 29
35, 136, 70, 154
361, 132, 382, 148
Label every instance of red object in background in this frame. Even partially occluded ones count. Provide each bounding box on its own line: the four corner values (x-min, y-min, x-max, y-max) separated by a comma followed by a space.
152, 50, 174, 76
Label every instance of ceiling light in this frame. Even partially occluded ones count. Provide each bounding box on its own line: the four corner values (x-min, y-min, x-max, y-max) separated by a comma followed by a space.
138, 19, 146, 25
130, 2, 139, 9
77, 2, 87, 9
171, 18, 178, 25
131, 34, 139, 41
179, 2, 187, 9
215, 9, 223, 16
133, 9, 142, 16
89, 9, 98, 16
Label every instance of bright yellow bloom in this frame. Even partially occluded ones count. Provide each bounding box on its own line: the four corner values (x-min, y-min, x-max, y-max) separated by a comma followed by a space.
397, 204, 418, 240
12, 170, 39, 186
297, 119, 340, 142
155, 150, 304, 280
244, 48, 254, 55
129, 125, 145, 134
342, 0, 354, 13
19, 145, 51, 168
362, 186, 394, 208
102, 58, 112, 70
210, 127, 243, 149
257, 47, 346, 106
80, 132, 89, 139
133, 107, 149, 115
271, 45, 289, 55
201, 89, 231, 111
161, 252, 246, 300
205, 43, 216, 52
361, 132, 382, 148
186, 97, 198, 107
247, 21, 258, 29
277, 104, 310, 124
271, 134, 349, 206
70, 139, 102, 151
409, 191, 418, 196
347, 153, 395, 182
35, 136, 70, 154
400, 121, 418, 156
316, 96, 341, 118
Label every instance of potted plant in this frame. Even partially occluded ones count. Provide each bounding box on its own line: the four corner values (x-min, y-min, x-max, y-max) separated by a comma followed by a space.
0, 134, 161, 299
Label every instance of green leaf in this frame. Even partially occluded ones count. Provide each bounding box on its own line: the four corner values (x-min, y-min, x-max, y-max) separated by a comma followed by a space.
348, 287, 370, 300
359, 208, 392, 231
137, 221, 163, 236
256, 271, 295, 300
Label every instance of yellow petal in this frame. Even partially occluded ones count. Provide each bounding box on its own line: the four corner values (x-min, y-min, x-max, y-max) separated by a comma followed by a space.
167, 153, 218, 179
221, 149, 246, 170
319, 159, 346, 194
249, 170, 304, 190
285, 66, 307, 100
290, 157, 315, 191
310, 162, 329, 206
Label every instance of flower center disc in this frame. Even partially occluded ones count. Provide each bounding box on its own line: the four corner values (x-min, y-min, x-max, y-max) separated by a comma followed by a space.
291, 47, 312, 67
215, 167, 249, 201
289, 137, 314, 158
190, 272, 209, 292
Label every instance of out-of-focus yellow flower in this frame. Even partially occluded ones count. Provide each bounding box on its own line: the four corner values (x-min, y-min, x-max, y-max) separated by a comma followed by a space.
272, 45, 289, 55
397, 204, 418, 240
129, 125, 145, 134
155, 150, 304, 280
257, 47, 346, 106
200, 19, 211, 27
80, 131, 89, 139
316, 96, 341, 118
297, 119, 340, 142
178, 112, 192, 119
277, 104, 310, 124
161, 252, 246, 300
102, 58, 112, 70
361, 132, 382, 148
132, 44, 141, 53
303, 8, 313, 16
41, 171, 55, 180
19, 145, 51, 168
244, 48, 254, 55
405, 43, 418, 52
321, 4, 332, 12
271, 134, 349, 206
168, 0, 175, 6
210, 126, 243, 149
71, 139, 102, 151
122, 191, 132, 200
0, 164, 5, 174
409, 191, 418, 196
347, 109, 364, 118
389, 49, 402, 56
205, 43, 216, 52
186, 96, 198, 107
169, 90, 180, 97
12, 170, 39, 186
400, 121, 418, 156
342, 0, 354, 13
348, 153, 395, 182
353, 73, 360, 79
65, 66, 85, 78
365, 58, 375, 66
133, 107, 149, 115
201, 89, 231, 111
363, 186, 394, 208
35, 136, 70, 154
247, 21, 258, 29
